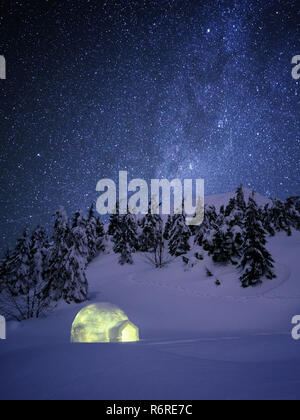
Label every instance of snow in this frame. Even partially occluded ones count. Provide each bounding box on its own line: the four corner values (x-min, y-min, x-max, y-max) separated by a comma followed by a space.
0, 191, 300, 400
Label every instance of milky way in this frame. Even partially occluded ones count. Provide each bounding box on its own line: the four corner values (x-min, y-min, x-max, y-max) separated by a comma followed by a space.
0, 0, 299, 253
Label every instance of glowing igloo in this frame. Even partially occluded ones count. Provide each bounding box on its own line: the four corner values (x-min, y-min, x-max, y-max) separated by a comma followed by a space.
71, 303, 139, 343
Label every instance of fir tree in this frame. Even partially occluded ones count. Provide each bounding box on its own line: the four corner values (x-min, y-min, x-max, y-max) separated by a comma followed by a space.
194, 204, 218, 248
194, 212, 210, 247
0, 249, 10, 294
202, 227, 217, 253
44, 207, 89, 303
285, 196, 300, 231
71, 210, 89, 265
8, 229, 31, 296
225, 197, 236, 217
239, 196, 276, 288
0, 229, 55, 321
60, 226, 89, 303
227, 224, 243, 264
163, 215, 172, 241
168, 214, 191, 257
151, 214, 165, 267
112, 218, 133, 265
112, 212, 138, 264
43, 207, 70, 302
210, 225, 232, 263
127, 213, 139, 249
262, 203, 276, 236
269, 199, 292, 236
112, 219, 123, 255
296, 199, 300, 215
29, 226, 48, 290
225, 186, 247, 228
140, 214, 156, 252
86, 204, 105, 261
236, 185, 246, 212
86, 204, 98, 261
95, 217, 105, 252
20, 226, 50, 318
119, 240, 133, 265
206, 205, 218, 225
140, 206, 162, 252
108, 202, 120, 237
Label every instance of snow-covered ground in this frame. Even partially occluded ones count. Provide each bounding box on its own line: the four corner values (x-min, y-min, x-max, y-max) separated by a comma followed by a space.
1, 191, 300, 400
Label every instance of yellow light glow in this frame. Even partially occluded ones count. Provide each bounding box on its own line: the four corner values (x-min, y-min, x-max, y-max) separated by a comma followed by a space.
71, 303, 139, 343
121, 323, 138, 342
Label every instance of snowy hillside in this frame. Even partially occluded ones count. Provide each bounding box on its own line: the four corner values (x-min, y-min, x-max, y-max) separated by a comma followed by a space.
0, 189, 300, 400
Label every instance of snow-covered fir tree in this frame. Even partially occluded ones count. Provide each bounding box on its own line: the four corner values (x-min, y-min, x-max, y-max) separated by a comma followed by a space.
140, 206, 163, 252
119, 239, 134, 265
264, 196, 300, 236
141, 213, 167, 268
269, 199, 293, 236
86, 204, 98, 261
7, 229, 31, 296
0, 229, 55, 321
152, 215, 165, 268
112, 212, 138, 264
71, 210, 89, 264
202, 227, 217, 253
239, 195, 276, 288
168, 214, 191, 257
61, 222, 89, 303
261, 203, 276, 236
225, 197, 236, 217
95, 216, 105, 252
112, 221, 133, 265
19, 226, 51, 318
210, 224, 233, 263
86, 204, 105, 261
296, 198, 300, 215
124, 212, 139, 251
201, 208, 224, 254
194, 211, 210, 247
209, 220, 243, 265
0, 249, 10, 294
140, 215, 155, 252
236, 185, 247, 212
29, 226, 48, 289
205, 213, 236, 264
284, 196, 300, 231
194, 204, 219, 248
225, 186, 247, 227
44, 207, 89, 304
163, 215, 172, 241
43, 207, 70, 301
108, 201, 120, 237
206, 205, 218, 225
226, 224, 243, 264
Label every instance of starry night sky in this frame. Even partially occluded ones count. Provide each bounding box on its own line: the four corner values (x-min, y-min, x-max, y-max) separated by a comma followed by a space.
0, 0, 299, 253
